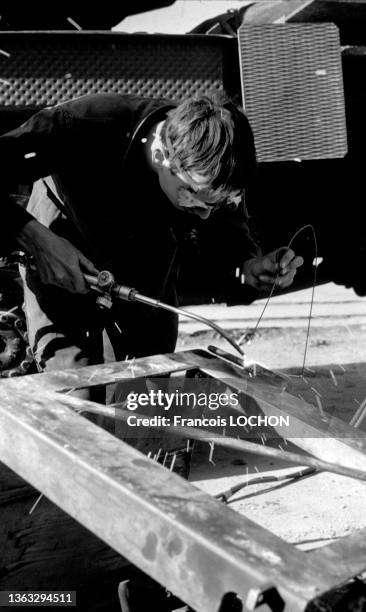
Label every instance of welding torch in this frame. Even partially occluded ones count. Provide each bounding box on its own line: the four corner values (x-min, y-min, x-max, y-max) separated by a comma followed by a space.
84, 270, 245, 357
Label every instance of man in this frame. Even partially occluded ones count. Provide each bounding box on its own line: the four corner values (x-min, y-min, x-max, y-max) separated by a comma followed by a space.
0, 93, 302, 376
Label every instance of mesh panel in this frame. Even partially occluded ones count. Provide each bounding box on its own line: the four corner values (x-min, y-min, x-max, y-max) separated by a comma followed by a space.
0, 32, 235, 106
238, 24, 347, 161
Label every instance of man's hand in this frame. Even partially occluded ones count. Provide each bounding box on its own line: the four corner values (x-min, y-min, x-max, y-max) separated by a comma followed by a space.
17, 220, 99, 293
243, 247, 304, 291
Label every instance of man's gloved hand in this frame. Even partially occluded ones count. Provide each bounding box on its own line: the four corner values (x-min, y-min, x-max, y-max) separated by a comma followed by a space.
16, 219, 99, 293
243, 247, 304, 291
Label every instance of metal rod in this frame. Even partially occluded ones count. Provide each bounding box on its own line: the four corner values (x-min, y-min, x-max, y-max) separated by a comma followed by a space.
133, 292, 245, 357
76, 403, 366, 483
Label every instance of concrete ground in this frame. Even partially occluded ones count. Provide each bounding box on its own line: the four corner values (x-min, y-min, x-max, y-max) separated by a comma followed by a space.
176, 283, 366, 551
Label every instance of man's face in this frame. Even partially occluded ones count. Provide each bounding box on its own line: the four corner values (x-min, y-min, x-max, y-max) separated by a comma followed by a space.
157, 163, 236, 220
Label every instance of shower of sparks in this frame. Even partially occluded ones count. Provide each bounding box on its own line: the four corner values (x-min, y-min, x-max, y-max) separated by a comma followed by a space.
0, 48, 11, 58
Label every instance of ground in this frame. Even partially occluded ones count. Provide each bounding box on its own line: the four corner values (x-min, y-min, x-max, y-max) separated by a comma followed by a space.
176, 283, 366, 551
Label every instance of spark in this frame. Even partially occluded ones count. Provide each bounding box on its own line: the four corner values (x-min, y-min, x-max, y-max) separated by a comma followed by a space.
329, 369, 338, 387
337, 363, 346, 372
0, 48, 11, 58
246, 467, 249, 486
29, 493, 43, 515
2, 305, 18, 316
186, 439, 190, 453
162, 452, 169, 467
208, 442, 215, 465
155, 448, 162, 462
354, 399, 361, 405
298, 394, 304, 401
66, 17, 82, 30
315, 395, 326, 419
170, 453, 177, 472
64, 387, 76, 396
311, 386, 322, 398
88, 370, 97, 383
278, 445, 284, 452
235, 267, 240, 278
222, 427, 226, 437
147, 451, 152, 459
24, 152, 36, 159
240, 274, 245, 284
254, 465, 259, 473
114, 321, 123, 334
305, 366, 315, 373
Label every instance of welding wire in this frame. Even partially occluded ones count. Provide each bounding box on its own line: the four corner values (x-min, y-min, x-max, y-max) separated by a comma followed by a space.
329, 369, 338, 387
29, 493, 43, 515
66, 17, 82, 30
215, 467, 316, 503
71, 403, 366, 482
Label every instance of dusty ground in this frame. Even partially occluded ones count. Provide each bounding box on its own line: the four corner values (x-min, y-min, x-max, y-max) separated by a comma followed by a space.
176, 284, 366, 551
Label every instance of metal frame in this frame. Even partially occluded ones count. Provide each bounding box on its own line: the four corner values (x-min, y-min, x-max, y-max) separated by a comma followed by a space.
0, 350, 365, 611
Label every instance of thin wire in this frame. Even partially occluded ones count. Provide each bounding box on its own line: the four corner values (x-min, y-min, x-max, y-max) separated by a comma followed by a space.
287, 224, 318, 376
239, 224, 318, 377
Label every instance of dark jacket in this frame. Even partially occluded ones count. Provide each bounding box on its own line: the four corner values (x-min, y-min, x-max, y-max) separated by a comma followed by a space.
0, 93, 259, 304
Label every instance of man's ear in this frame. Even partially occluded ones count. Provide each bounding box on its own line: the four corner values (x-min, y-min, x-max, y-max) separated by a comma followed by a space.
152, 147, 170, 169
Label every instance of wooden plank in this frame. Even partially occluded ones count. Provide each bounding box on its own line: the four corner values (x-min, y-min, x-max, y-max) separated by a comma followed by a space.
170, 351, 366, 472
0, 381, 344, 612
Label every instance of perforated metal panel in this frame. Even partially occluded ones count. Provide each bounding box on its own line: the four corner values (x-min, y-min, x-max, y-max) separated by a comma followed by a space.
238, 24, 347, 161
0, 32, 237, 106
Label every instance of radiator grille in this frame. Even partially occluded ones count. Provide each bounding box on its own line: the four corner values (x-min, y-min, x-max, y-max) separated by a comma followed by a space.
238, 24, 347, 161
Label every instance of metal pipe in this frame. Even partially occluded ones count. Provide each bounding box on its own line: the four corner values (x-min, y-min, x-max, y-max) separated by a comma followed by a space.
73, 402, 366, 483
131, 291, 245, 357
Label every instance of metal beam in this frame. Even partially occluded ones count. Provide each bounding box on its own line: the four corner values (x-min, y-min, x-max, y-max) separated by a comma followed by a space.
0, 380, 343, 612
